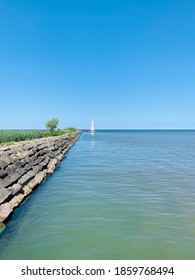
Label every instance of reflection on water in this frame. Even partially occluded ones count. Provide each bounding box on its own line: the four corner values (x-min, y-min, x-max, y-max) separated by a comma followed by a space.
91, 138, 95, 150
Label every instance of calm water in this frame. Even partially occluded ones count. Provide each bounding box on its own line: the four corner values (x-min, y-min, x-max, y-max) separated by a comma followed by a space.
1, 130, 195, 260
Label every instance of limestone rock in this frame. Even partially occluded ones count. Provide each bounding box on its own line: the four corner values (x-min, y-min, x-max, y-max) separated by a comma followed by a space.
0, 187, 12, 204
47, 158, 58, 173
18, 172, 34, 186
0, 203, 13, 222
8, 183, 23, 195
0, 172, 22, 188
0, 170, 8, 179
0, 159, 9, 170
9, 193, 25, 208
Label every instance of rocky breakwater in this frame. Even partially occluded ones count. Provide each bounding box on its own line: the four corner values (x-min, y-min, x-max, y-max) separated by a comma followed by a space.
0, 131, 81, 229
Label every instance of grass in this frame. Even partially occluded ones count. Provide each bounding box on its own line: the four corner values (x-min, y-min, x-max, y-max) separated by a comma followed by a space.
0, 128, 77, 146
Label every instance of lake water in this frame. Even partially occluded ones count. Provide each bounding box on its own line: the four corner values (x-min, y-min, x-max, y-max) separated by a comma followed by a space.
1, 130, 195, 260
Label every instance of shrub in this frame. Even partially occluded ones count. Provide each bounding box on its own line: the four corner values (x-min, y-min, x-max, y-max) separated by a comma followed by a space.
45, 118, 59, 132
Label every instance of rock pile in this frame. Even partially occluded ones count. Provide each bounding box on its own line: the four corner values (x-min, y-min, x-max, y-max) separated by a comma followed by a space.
0, 131, 81, 229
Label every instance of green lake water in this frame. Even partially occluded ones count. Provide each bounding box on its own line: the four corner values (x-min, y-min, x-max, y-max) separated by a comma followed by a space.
0, 130, 195, 259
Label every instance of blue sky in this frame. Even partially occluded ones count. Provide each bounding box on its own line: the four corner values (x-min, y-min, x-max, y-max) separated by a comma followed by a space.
0, 0, 195, 129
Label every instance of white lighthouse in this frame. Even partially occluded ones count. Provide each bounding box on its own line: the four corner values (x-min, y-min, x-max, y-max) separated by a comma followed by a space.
90, 119, 95, 134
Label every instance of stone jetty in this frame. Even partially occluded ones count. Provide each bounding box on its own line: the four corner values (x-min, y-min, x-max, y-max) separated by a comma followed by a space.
0, 131, 81, 229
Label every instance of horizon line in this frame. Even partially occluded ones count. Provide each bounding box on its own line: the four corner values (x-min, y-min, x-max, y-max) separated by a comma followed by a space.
1, 128, 195, 131
80, 128, 195, 131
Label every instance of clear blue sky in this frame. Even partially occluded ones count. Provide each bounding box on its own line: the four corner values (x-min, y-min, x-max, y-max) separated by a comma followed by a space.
0, 0, 195, 129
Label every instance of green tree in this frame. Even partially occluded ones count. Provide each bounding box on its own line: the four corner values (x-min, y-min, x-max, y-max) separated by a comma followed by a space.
45, 118, 59, 132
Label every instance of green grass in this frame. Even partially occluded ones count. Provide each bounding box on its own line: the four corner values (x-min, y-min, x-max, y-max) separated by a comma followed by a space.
0, 141, 15, 147
0, 128, 77, 145
0, 130, 43, 144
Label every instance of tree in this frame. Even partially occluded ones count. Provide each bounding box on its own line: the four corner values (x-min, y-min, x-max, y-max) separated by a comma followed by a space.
45, 118, 59, 132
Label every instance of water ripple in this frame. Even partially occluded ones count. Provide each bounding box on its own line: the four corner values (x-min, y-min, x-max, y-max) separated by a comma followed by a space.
1, 131, 195, 259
